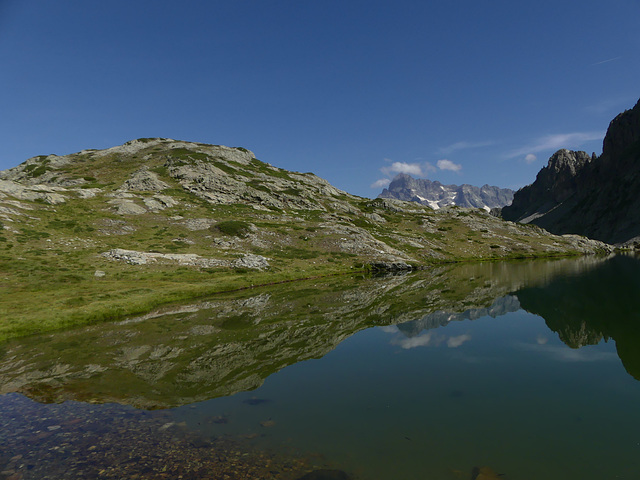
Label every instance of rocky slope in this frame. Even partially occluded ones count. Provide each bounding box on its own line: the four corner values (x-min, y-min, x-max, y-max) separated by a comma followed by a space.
502, 98, 640, 244
0, 138, 611, 339
378, 173, 514, 210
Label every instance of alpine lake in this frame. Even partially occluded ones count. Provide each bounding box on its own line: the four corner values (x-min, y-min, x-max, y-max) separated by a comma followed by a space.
1, 255, 640, 480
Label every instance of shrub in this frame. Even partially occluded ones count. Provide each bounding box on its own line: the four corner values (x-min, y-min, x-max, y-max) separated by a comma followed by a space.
213, 220, 251, 238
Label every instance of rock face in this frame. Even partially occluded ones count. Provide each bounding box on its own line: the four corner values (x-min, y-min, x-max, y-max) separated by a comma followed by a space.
501, 149, 594, 224
378, 173, 513, 211
502, 98, 640, 244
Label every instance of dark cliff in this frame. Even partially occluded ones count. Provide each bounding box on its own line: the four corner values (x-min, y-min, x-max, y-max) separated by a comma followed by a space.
502, 98, 640, 244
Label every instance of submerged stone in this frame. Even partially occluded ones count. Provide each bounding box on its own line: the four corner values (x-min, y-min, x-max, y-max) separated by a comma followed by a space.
471, 466, 505, 479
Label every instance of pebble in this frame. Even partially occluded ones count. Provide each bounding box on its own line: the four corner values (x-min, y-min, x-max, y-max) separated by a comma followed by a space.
0, 393, 325, 479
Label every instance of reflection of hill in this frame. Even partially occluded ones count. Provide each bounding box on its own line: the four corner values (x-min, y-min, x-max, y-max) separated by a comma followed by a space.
515, 255, 640, 380
0, 256, 614, 408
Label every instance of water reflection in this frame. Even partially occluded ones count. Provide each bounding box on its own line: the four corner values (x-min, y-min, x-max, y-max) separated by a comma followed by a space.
2, 255, 640, 480
517, 254, 640, 379
377, 255, 640, 379
1, 254, 639, 410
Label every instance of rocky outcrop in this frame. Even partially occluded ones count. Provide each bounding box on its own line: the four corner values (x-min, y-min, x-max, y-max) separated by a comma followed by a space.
0, 179, 68, 205
501, 149, 594, 224
502, 98, 640, 244
101, 248, 269, 270
120, 166, 169, 192
369, 261, 414, 272
378, 173, 513, 211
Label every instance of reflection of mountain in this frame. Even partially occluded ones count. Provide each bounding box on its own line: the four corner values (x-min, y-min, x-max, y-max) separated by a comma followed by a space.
396, 295, 521, 337
1, 265, 519, 409
392, 256, 640, 381
0, 255, 626, 408
515, 255, 640, 380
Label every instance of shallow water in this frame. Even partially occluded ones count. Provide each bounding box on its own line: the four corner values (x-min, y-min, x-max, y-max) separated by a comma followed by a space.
2, 255, 640, 479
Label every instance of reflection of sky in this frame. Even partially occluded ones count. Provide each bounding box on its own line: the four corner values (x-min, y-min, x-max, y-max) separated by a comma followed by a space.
382, 325, 472, 350
379, 302, 618, 368
516, 342, 618, 362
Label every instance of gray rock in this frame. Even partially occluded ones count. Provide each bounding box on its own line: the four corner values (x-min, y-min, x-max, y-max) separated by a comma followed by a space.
143, 195, 178, 211
0, 180, 68, 204
102, 249, 269, 270
232, 254, 269, 270
364, 212, 386, 222
108, 199, 147, 215
120, 167, 170, 192
369, 261, 414, 272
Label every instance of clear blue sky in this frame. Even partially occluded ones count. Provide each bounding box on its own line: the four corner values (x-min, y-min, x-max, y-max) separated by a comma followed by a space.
1, 0, 638, 197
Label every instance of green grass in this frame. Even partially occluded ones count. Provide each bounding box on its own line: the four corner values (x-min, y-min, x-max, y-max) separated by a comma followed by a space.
0, 257, 353, 342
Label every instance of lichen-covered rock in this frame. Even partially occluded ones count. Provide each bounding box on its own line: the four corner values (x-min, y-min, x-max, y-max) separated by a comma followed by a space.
0, 180, 68, 204
108, 199, 147, 215
232, 254, 269, 270
120, 167, 169, 192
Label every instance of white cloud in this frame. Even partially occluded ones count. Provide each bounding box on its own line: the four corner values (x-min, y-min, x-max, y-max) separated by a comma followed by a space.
506, 131, 604, 159
380, 161, 424, 177
392, 331, 445, 349
447, 334, 471, 348
437, 159, 462, 172
374, 159, 437, 188
378, 325, 399, 334
391, 332, 471, 349
370, 178, 391, 189
438, 140, 494, 155
525, 154, 537, 164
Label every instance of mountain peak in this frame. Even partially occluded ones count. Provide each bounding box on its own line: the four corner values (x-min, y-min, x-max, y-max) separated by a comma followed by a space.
601, 98, 640, 161
378, 173, 513, 211
502, 97, 640, 244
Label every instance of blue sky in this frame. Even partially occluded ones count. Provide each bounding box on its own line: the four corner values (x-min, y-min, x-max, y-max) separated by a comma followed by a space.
1, 0, 638, 198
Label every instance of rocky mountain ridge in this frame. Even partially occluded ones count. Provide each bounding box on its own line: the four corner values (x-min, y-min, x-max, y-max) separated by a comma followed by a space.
502, 98, 640, 244
378, 173, 514, 211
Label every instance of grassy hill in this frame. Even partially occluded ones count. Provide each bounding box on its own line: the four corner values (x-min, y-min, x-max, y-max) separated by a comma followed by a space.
0, 138, 610, 340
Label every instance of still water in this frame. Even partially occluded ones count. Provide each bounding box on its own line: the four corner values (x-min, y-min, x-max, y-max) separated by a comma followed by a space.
2, 255, 640, 479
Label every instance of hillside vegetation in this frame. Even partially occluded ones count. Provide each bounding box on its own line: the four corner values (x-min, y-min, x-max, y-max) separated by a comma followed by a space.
0, 138, 610, 339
